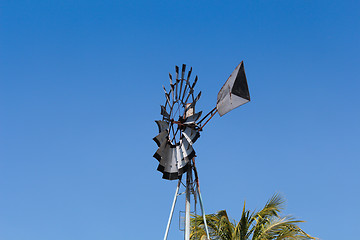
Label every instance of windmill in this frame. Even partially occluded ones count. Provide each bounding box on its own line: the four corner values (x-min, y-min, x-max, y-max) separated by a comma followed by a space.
153, 62, 250, 240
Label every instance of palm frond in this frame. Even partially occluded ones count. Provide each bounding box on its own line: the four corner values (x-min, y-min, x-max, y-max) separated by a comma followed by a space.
190, 194, 316, 240
256, 216, 310, 240
252, 194, 285, 239
256, 193, 285, 219
233, 201, 254, 240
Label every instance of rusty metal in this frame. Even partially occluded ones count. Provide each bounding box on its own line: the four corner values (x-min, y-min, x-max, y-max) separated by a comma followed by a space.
183, 75, 197, 106
181, 67, 192, 104
184, 91, 201, 114
163, 86, 171, 108
199, 108, 218, 131
179, 64, 185, 103
175, 65, 179, 80
198, 106, 217, 124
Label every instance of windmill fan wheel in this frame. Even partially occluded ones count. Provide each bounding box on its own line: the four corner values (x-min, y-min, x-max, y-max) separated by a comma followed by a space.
153, 64, 202, 180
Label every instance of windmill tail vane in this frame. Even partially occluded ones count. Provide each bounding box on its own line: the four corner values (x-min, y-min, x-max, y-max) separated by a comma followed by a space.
153, 62, 250, 240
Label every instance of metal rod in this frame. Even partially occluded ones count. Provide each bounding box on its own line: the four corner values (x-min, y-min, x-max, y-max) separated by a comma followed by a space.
163, 179, 181, 240
198, 106, 217, 124
184, 167, 192, 240
196, 183, 210, 240
171, 126, 180, 142
192, 159, 210, 240
199, 109, 218, 131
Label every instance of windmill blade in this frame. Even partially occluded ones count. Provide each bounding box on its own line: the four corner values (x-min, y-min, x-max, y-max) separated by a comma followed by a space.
181, 67, 192, 103
169, 73, 173, 85
154, 139, 191, 180
184, 91, 201, 113
175, 65, 179, 80
176, 145, 189, 176
187, 75, 197, 97
169, 73, 175, 101
153, 139, 168, 162
157, 145, 179, 180
161, 105, 170, 119
181, 64, 186, 80
153, 130, 168, 147
182, 127, 200, 145
175, 66, 180, 99
179, 64, 186, 101
183, 75, 198, 104
162, 86, 171, 107
216, 61, 250, 116
187, 67, 192, 81
183, 111, 202, 125
156, 143, 170, 168
181, 80, 190, 104
180, 137, 196, 162
191, 75, 198, 89
162, 146, 178, 179
155, 120, 169, 133
175, 81, 179, 100
169, 86, 175, 103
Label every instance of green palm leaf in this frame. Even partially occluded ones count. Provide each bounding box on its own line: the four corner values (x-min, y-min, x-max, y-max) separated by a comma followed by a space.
190, 194, 316, 240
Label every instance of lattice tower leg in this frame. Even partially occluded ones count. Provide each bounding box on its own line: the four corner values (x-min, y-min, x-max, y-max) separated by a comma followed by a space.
197, 184, 210, 240
163, 179, 181, 240
184, 167, 192, 240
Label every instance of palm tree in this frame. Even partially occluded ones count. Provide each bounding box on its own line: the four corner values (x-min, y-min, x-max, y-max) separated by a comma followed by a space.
190, 194, 316, 240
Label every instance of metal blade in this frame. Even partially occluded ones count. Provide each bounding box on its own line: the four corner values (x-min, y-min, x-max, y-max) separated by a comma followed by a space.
187, 67, 192, 81
183, 111, 202, 125
155, 120, 169, 133
175, 80, 179, 100
179, 64, 186, 101
184, 91, 201, 113
163, 86, 171, 107
175, 65, 179, 80
169, 73, 173, 85
182, 127, 200, 145
158, 145, 179, 180
181, 67, 192, 103
176, 144, 189, 176
183, 75, 198, 105
170, 84, 175, 101
175, 66, 180, 100
191, 75, 198, 89
180, 137, 195, 162
153, 139, 168, 162
181, 64, 186, 80
161, 105, 170, 119
153, 130, 169, 147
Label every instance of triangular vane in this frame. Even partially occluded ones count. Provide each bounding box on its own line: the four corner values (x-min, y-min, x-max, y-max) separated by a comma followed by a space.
216, 61, 250, 116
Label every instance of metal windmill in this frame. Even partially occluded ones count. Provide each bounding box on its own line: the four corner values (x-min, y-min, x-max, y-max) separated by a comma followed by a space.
153, 62, 250, 240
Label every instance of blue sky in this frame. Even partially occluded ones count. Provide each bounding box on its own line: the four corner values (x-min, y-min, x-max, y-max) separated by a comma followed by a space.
1, 0, 359, 239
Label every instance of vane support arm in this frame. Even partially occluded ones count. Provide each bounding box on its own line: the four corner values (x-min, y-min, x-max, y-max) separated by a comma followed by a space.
198, 106, 218, 131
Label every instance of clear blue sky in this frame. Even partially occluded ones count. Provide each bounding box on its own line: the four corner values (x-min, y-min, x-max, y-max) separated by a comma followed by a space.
1, 1, 359, 239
